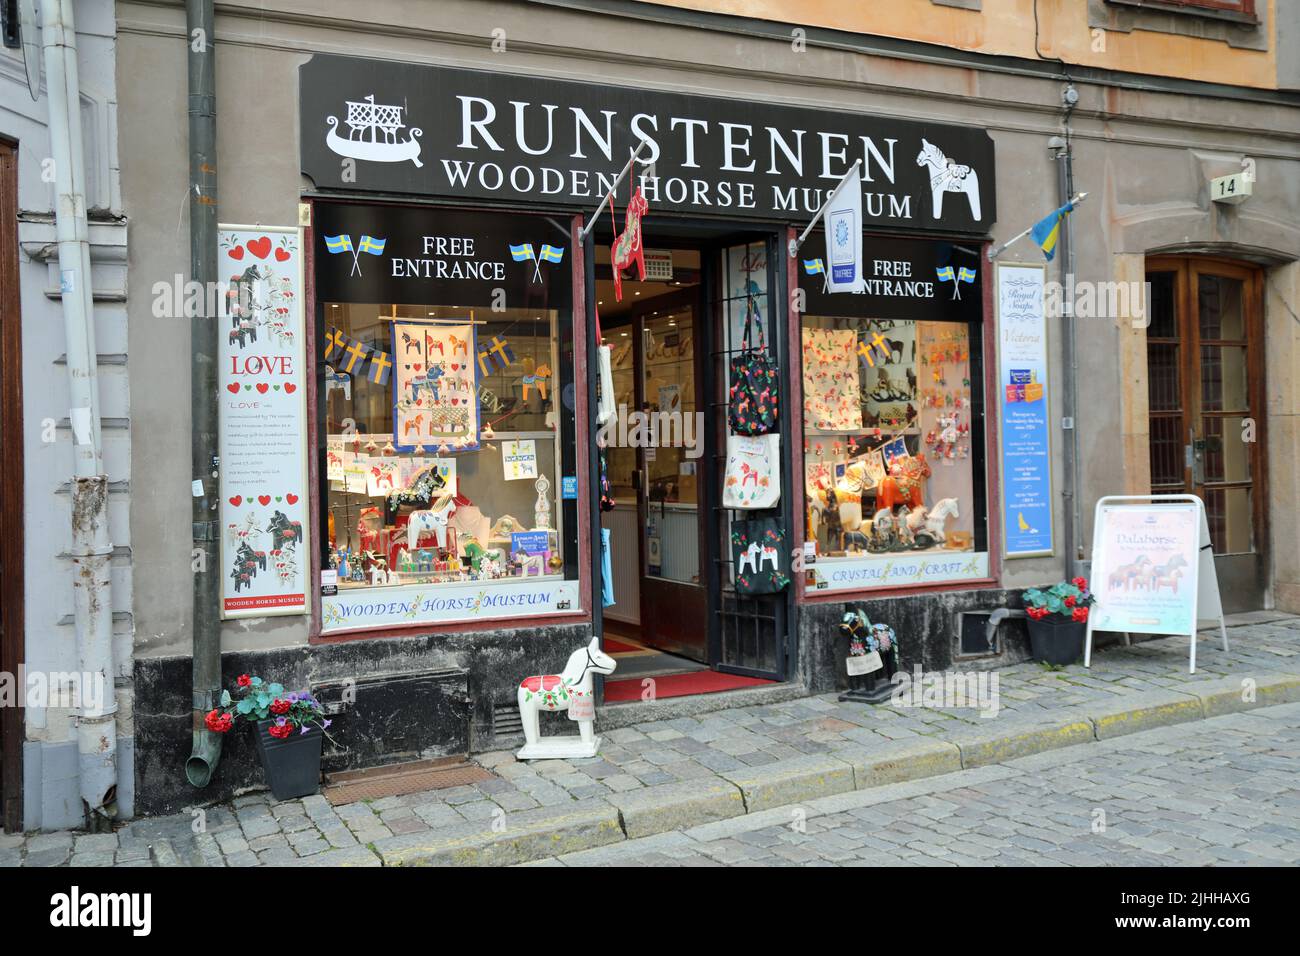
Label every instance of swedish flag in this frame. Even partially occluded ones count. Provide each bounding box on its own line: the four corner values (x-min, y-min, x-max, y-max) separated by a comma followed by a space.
958, 267, 976, 284
509, 243, 535, 262
357, 235, 386, 256
802, 258, 825, 275
936, 266, 956, 283
1030, 202, 1074, 261
539, 244, 565, 264
324, 235, 354, 254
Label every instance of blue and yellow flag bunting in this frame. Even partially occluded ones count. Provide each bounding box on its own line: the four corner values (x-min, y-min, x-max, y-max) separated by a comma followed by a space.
324, 325, 392, 385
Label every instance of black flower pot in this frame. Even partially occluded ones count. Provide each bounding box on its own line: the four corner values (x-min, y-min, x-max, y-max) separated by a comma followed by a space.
1026, 615, 1087, 666
253, 719, 323, 800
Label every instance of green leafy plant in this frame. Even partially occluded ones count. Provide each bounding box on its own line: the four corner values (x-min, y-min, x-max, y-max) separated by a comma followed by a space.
1023, 576, 1095, 623
204, 673, 335, 742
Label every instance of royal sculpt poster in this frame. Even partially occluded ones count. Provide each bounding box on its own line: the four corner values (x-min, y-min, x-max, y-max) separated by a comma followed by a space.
392, 321, 480, 452
218, 225, 309, 618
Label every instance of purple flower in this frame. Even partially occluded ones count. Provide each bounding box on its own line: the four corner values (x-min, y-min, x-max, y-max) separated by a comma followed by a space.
300, 725, 310, 735
275, 716, 289, 727
322, 718, 332, 729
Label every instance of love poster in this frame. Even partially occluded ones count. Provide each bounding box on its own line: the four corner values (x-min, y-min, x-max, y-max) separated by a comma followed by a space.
392, 321, 480, 452
218, 225, 309, 618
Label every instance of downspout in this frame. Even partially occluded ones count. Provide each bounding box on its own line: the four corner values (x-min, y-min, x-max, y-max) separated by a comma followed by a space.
184, 0, 223, 787
41, 0, 119, 831
1057, 84, 1083, 580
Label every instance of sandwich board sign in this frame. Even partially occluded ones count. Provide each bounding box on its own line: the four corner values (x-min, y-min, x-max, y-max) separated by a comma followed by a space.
1084, 495, 1228, 674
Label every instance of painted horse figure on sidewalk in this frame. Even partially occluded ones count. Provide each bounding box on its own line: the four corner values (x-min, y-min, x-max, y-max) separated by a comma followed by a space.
516, 636, 617, 759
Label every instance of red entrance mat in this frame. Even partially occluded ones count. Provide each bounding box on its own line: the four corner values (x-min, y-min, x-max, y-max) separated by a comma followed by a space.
602, 637, 645, 654
603, 670, 775, 702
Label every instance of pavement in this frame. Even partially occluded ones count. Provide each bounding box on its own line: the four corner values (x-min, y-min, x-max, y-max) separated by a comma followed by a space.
2, 612, 1298, 867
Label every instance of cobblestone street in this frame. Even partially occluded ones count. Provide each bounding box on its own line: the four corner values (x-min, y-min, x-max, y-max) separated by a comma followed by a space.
2, 615, 1298, 867
529, 702, 1300, 867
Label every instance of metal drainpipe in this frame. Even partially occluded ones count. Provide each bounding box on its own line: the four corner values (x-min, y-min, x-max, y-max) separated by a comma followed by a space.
41, 0, 119, 831
184, 0, 223, 788
1057, 92, 1083, 581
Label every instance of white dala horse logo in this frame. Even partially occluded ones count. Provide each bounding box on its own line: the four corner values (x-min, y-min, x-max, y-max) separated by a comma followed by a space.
916, 139, 981, 222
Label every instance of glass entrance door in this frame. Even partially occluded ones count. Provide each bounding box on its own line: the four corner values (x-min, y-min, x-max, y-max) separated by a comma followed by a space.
1146, 257, 1267, 611
637, 303, 708, 659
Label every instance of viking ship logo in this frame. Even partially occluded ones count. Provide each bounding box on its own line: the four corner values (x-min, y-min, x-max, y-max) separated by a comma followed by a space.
325, 94, 424, 168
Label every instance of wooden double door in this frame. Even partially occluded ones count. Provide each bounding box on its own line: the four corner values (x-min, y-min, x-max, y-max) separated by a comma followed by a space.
1145, 256, 1267, 612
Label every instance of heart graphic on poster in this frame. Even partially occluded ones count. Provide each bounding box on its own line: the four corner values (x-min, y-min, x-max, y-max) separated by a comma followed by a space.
247, 237, 272, 259
286, 493, 299, 504
228, 245, 245, 260
256, 383, 269, 394
273, 385, 281, 391
451, 363, 459, 371
451, 398, 459, 405
228, 496, 242, 507
415, 399, 423, 406
275, 496, 282, 502
227, 383, 240, 394
258, 495, 271, 506
274, 248, 291, 262
413, 364, 422, 372
284, 383, 297, 394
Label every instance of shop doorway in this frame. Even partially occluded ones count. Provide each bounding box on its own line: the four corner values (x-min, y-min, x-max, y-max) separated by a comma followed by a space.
594, 225, 793, 687
1145, 256, 1267, 612
0, 139, 24, 831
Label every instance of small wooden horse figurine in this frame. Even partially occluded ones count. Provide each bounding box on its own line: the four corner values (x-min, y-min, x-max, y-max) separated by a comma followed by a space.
521, 364, 551, 402
516, 636, 617, 759
610, 185, 649, 302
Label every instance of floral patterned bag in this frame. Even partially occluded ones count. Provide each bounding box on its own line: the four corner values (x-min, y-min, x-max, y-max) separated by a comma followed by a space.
730, 518, 790, 594
727, 295, 779, 435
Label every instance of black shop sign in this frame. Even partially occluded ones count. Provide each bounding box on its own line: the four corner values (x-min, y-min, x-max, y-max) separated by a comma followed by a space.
300, 55, 996, 236
798, 234, 985, 323
312, 203, 572, 308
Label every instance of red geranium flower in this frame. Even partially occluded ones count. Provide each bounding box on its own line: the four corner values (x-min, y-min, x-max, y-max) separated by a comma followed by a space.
204, 709, 233, 734
270, 698, 291, 715
267, 722, 293, 739
1064, 596, 1076, 608
1071, 577, 1087, 589
1072, 607, 1089, 622
236, 674, 252, 688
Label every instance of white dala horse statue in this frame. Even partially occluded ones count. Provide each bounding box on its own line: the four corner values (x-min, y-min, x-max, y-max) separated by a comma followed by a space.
916, 139, 982, 221
516, 636, 617, 759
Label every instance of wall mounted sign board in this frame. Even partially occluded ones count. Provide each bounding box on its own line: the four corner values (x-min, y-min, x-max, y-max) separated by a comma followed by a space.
218, 225, 310, 618
300, 55, 996, 236
996, 263, 1054, 557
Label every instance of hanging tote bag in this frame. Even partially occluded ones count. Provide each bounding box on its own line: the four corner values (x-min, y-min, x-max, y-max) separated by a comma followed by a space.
596, 344, 617, 427
730, 518, 790, 595
722, 433, 781, 510
727, 294, 780, 436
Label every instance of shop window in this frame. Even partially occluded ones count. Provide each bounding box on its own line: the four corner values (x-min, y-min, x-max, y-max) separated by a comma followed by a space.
798, 234, 989, 593
315, 204, 579, 631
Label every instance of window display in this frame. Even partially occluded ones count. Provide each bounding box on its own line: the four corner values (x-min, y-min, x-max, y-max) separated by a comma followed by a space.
314, 204, 579, 629
798, 234, 988, 591
325, 304, 565, 590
